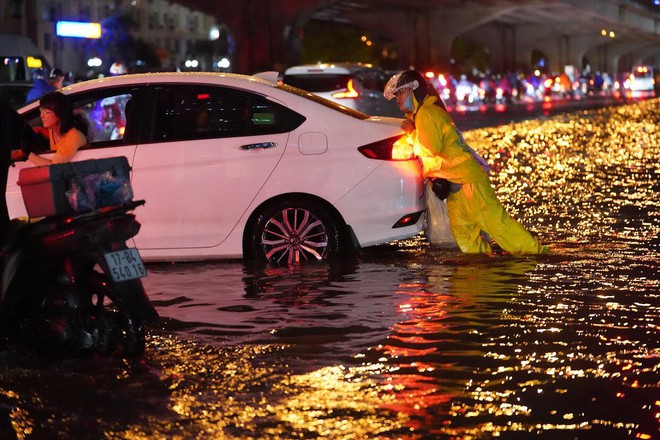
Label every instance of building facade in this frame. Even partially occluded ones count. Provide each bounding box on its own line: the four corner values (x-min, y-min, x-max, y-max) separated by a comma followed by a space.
0, 0, 221, 78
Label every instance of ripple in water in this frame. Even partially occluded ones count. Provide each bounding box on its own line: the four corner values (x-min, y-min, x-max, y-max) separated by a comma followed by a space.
0, 99, 657, 439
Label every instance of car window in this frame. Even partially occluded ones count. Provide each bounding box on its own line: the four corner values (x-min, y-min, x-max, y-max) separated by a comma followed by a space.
0, 56, 26, 81
282, 74, 351, 92
152, 85, 305, 141
633, 70, 652, 79
357, 70, 389, 92
77, 93, 134, 144
20, 88, 140, 151
277, 83, 370, 119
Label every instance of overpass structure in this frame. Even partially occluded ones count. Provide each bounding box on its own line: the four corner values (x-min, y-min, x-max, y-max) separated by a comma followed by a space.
202, 0, 660, 74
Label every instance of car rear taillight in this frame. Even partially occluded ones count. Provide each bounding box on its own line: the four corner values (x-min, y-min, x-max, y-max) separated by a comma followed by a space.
331, 78, 359, 99
358, 135, 415, 161
392, 210, 424, 228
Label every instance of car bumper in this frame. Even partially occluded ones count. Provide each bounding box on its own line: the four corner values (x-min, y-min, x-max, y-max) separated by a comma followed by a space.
333, 160, 426, 248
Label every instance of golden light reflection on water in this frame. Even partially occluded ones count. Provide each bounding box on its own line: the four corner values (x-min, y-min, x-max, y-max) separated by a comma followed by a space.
114, 99, 657, 439
107, 336, 412, 440
462, 99, 658, 246
2, 99, 657, 439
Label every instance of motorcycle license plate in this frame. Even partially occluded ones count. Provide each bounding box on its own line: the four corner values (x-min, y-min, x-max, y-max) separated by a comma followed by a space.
104, 248, 147, 282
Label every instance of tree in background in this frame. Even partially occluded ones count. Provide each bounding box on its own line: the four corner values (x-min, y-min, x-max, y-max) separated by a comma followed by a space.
301, 20, 380, 65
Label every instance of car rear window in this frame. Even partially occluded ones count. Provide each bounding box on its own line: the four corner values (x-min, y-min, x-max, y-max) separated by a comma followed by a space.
282, 74, 351, 92
277, 83, 370, 119
633, 71, 652, 79
152, 85, 306, 142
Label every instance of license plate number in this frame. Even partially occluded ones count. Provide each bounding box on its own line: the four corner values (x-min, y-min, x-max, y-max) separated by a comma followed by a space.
104, 248, 147, 282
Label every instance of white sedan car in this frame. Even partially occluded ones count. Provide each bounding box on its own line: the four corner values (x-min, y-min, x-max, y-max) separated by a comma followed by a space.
7, 72, 426, 265
282, 63, 402, 117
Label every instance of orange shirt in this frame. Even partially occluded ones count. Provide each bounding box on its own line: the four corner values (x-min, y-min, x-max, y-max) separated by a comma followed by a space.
49, 127, 87, 164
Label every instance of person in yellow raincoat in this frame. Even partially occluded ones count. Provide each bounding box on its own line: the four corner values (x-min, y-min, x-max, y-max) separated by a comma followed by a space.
384, 70, 549, 255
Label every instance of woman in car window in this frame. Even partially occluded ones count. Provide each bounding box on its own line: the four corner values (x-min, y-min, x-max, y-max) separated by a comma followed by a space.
27, 91, 88, 166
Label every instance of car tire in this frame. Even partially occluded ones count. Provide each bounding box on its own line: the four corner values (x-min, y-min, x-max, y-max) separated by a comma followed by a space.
248, 199, 341, 265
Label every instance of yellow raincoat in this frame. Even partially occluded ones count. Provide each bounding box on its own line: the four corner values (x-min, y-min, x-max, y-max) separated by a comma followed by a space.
410, 94, 549, 255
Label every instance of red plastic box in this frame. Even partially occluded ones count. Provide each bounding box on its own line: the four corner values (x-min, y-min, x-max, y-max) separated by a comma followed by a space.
17, 156, 131, 218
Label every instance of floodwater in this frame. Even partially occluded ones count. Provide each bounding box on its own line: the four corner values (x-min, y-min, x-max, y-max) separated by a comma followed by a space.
0, 98, 658, 439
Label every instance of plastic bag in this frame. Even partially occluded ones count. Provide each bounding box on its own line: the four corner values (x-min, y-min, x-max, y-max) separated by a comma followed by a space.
66, 172, 133, 212
425, 182, 455, 246
66, 179, 92, 212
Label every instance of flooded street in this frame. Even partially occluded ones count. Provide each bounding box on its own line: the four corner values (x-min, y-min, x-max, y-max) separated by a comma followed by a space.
1, 98, 658, 439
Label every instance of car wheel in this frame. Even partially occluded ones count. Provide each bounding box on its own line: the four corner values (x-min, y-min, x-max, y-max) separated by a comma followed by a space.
249, 200, 341, 265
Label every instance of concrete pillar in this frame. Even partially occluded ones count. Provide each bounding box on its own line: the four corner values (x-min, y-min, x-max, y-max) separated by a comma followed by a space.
213, 0, 319, 73
425, 5, 513, 70
345, 5, 513, 70
207, 0, 659, 75
627, 44, 659, 68
468, 25, 518, 73
590, 42, 658, 72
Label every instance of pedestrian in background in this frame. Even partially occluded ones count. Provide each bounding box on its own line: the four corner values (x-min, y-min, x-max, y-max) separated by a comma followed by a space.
25, 68, 65, 103
384, 69, 549, 255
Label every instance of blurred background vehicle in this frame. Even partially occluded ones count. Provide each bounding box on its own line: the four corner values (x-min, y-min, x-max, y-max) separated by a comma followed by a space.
454, 74, 480, 104
494, 74, 517, 104
477, 74, 497, 104
0, 34, 52, 108
523, 71, 546, 101
624, 65, 655, 98
543, 72, 573, 99
425, 71, 457, 106
282, 62, 401, 117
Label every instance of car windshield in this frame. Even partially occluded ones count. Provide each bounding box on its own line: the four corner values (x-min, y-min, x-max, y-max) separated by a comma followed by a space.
633, 70, 652, 79
0, 56, 28, 81
0, 55, 49, 82
276, 83, 370, 119
282, 73, 351, 92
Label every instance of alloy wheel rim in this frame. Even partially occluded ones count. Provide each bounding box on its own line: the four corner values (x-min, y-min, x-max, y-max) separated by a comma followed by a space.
261, 207, 329, 265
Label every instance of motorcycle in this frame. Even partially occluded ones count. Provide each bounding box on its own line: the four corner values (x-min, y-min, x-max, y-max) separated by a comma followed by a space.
0, 198, 158, 357
0, 104, 157, 357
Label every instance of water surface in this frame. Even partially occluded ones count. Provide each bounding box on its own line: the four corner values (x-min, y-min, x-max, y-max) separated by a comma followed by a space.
0, 99, 657, 439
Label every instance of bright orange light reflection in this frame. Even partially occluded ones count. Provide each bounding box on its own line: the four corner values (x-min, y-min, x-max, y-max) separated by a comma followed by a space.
331, 78, 359, 99
392, 135, 415, 160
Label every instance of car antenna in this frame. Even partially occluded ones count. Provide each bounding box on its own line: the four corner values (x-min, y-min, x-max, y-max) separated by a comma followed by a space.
253, 71, 280, 84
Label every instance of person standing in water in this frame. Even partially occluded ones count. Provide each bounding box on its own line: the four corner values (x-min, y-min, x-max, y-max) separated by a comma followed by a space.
384, 69, 549, 255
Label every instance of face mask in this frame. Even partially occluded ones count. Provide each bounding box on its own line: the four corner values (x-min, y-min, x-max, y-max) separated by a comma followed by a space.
403, 91, 414, 112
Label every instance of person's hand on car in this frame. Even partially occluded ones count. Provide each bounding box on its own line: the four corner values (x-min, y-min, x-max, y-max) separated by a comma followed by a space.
401, 119, 415, 134
11, 150, 26, 163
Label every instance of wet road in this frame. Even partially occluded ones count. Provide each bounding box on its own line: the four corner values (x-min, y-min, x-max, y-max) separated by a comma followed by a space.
0, 98, 658, 439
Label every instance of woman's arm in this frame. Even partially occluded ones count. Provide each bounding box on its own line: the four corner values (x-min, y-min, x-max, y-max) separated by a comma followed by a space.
27, 151, 51, 166
28, 128, 87, 166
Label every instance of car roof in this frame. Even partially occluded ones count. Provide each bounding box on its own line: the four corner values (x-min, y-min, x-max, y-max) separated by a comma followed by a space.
18, 70, 378, 120
16, 71, 285, 114
60, 71, 280, 94
0, 34, 43, 55
284, 62, 379, 75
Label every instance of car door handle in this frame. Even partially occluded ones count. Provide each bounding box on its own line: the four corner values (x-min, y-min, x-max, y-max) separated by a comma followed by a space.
240, 142, 278, 150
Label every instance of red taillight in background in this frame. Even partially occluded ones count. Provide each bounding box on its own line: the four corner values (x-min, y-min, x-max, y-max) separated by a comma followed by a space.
358, 135, 415, 161
331, 79, 359, 99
